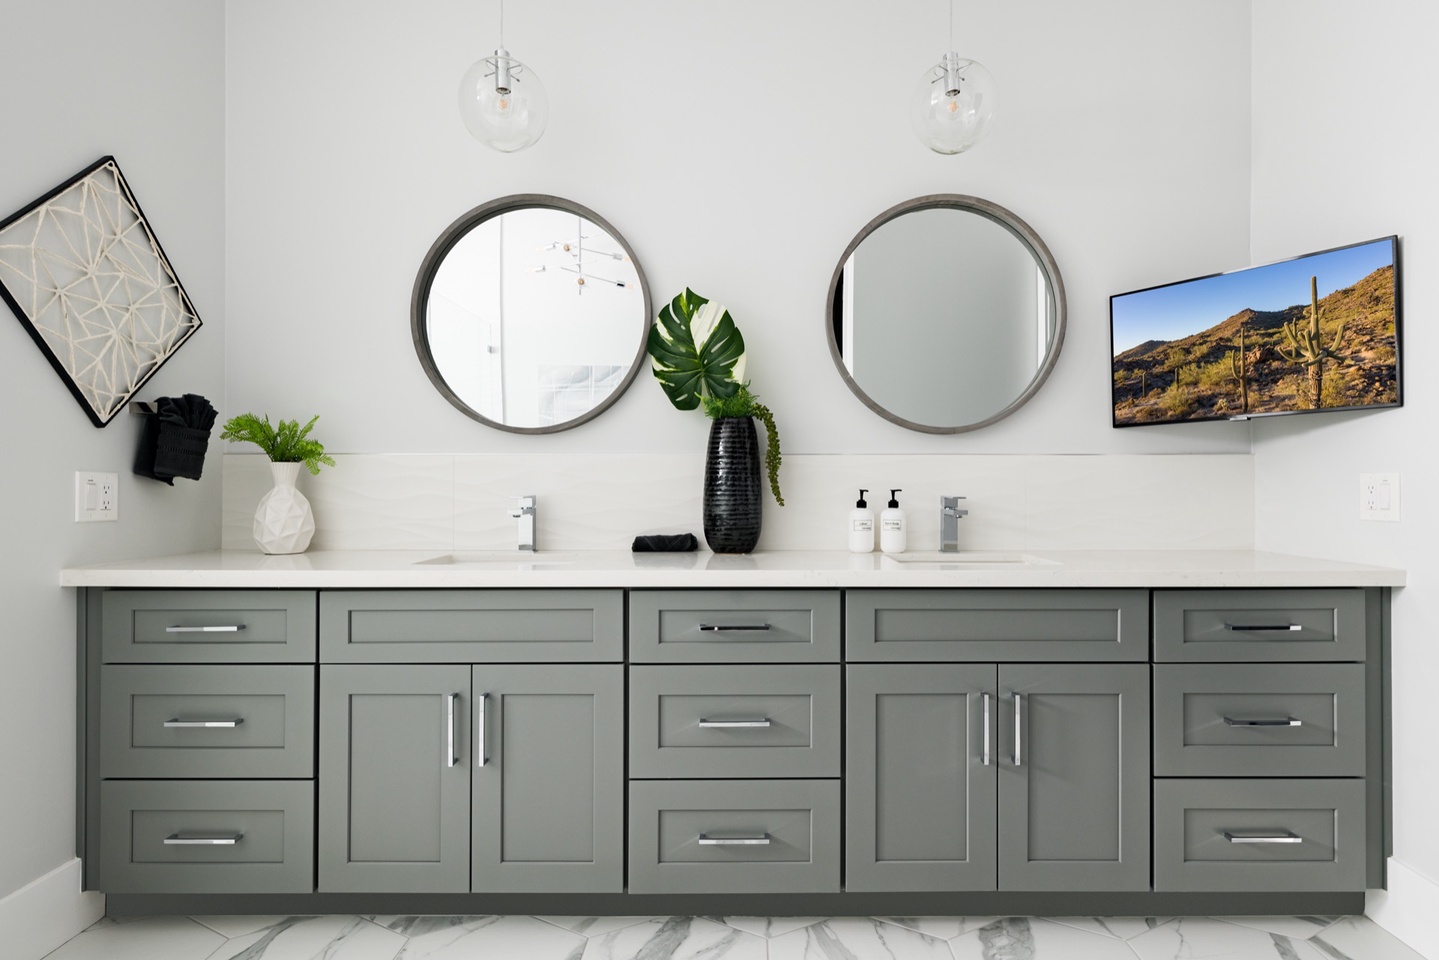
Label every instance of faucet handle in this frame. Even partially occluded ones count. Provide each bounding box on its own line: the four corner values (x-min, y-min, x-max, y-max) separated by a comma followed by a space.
511, 494, 537, 510
941, 495, 969, 517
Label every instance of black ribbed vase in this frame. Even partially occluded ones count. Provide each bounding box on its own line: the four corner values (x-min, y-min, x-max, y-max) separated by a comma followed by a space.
703, 416, 762, 553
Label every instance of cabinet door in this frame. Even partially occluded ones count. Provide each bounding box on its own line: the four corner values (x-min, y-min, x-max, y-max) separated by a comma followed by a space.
471, 664, 624, 892
998, 663, 1150, 890
846, 663, 998, 891
319, 664, 471, 892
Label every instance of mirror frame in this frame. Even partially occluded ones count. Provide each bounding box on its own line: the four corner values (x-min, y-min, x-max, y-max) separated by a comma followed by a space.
825, 194, 1067, 434
411, 193, 653, 434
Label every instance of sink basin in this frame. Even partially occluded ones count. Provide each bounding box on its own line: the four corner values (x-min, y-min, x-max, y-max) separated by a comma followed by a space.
415, 552, 576, 567
882, 551, 1053, 565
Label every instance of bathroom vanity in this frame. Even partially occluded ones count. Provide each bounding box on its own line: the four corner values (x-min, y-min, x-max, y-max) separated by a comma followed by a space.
64, 549, 1399, 917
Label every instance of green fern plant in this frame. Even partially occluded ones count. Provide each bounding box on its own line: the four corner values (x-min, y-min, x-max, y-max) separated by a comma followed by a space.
701, 386, 784, 506
220, 413, 336, 475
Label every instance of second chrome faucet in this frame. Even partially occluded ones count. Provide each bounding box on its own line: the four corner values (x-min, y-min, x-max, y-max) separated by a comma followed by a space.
940, 495, 969, 552
509, 495, 537, 552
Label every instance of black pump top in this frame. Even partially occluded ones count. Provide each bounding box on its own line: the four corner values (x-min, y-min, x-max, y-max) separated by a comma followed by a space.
856, 489, 868, 508
888, 489, 902, 509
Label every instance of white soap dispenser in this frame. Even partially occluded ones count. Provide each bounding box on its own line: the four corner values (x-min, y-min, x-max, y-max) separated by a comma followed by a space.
849, 489, 875, 553
880, 488, 907, 554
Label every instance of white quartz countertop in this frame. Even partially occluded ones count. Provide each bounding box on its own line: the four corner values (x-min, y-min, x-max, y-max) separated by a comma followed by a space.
59, 549, 1406, 589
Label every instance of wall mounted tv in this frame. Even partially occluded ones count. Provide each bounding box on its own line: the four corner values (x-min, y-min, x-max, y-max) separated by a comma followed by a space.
1111, 236, 1400, 427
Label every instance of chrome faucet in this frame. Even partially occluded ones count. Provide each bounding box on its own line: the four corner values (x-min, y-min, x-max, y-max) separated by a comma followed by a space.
940, 495, 969, 552
509, 495, 537, 552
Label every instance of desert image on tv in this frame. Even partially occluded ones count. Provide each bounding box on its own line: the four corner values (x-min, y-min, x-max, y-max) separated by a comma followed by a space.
1112, 241, 1398, 425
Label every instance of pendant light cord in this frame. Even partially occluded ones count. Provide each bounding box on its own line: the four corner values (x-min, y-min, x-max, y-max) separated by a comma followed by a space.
499, 0, 505, 48
949, 0, 954, 50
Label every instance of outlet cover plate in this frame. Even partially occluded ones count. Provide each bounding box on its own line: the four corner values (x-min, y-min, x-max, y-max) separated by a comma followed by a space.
75, 471, 118, 522
1359, 472, 1400, 522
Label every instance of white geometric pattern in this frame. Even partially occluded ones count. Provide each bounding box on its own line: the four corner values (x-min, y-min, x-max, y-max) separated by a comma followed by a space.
253, 462, 316, 555
0, 157, 201, 425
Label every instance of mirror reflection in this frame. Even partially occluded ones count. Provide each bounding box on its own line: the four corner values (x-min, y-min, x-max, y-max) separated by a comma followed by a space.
413, 196, 650, 433
827, 196, 1065, 433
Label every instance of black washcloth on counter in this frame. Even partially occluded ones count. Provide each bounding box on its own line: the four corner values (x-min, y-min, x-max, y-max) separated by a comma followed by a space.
631, 533, 700, 552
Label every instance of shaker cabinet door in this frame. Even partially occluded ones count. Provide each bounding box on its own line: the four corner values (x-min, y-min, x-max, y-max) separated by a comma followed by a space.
845, 663, 999, 891
998, 662, 1150, 891
318, 664, 472, 892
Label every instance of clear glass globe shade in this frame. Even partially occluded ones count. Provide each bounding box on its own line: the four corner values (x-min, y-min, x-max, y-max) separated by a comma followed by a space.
458, 53, 549, 153
910, 56, 997, 155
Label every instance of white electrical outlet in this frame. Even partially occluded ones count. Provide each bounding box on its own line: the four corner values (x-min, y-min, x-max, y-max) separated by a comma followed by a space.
75, 471, 119, 522
1359, 472, 1400, 522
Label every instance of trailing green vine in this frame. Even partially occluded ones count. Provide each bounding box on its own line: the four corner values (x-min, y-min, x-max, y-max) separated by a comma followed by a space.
701, 385, 784, 505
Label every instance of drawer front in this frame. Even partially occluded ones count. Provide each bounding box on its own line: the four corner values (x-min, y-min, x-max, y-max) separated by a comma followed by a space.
630, 590, 841, 663
628, 779, 840, 894
320, 590, 623, 662
98, 780, 314, 893
847, 589, 1149, 662
1154, 589, 1365, 662
100, 665, 315, 778
1154, 664, 1365, 777
630, 665, 841, 778
102, 590, 317, 663
1154, 779, 1365, 892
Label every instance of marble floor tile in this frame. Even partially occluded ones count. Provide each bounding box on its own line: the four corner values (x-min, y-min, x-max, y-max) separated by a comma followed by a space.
536, 916, 662, 937
769, 917, 953, 960
191, 917, 297, 940
581, 916, 765, 960
877, 916, 1001, 940
45, 916, 225, 960
1215, 917, 1344, 940
387, 915, 585, 960
950, 918, 1139, 960
1046, 917, 1176, 940
711, 916, 825, 938
205, 916, 403, 960
1309, 916, 1428, 960
1130, 917, 1329, 960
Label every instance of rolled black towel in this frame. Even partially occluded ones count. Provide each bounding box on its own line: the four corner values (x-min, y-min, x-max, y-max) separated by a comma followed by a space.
135, 394, 217, 482
631, 533, 700, 553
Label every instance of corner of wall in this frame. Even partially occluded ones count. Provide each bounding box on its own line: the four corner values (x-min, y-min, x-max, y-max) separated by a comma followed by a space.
0, 859, 103, 960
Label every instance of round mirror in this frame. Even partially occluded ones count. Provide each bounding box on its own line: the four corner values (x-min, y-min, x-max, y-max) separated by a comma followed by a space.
826, 195, 1066, 433
412, 194, 651, 433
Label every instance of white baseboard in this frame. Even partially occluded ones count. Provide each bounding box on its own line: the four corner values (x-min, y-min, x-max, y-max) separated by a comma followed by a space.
0, 859, 104, 960
1368, 858, 1439, 959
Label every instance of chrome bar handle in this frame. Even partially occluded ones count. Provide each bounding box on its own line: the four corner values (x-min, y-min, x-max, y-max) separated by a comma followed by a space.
446, 693, 459, 768
698, 718, 772, 728
1224, 716, 1303, 727
165, 625, 246, 633
1225, 623, 1302, 632
164, 719, 243, 728
164, 833, 242, 845
698, 624, 772, 632
981, 692, 991, 766
698, 834, 771, 846
476, 692, 488, 767
1013, 693, 1023, 767
1224, 831, 1302, 844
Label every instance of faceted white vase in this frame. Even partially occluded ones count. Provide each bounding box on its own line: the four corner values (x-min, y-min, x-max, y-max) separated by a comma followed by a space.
253, 462, 315, 555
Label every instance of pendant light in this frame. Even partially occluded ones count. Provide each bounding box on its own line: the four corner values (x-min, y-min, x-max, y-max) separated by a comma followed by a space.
911, 0, 996, 155
458, 0, 549, 153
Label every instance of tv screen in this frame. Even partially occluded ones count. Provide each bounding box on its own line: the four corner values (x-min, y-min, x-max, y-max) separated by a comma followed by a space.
1111, 236, 1401, 427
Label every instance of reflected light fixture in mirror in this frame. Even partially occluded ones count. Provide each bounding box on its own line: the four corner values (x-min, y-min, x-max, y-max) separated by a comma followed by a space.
458, 0, 548, 152
911, 0, 997, 154
826, 195, 1065, 433
412, 195, 651, 433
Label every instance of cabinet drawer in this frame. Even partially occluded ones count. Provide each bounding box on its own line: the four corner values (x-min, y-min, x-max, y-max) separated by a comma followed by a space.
1154, 779, 1365, 892
630, 665, 840, 778
1154, 589, 1365, 662
847, 589, 1149, 661
1154, 664, 1364, 777
100, 665, 315, 778
101, 590, 317, 663
628, 779, 839, 894
630, 590, 841, 663
320, 590, 622, 662
98, 780, 314, 893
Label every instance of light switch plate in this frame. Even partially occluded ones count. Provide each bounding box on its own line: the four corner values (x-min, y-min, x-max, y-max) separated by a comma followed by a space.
75, 471, 118, 522
1359, 472, 1400, 522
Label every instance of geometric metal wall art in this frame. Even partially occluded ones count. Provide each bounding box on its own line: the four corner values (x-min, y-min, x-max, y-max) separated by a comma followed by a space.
0, 156, 203, 426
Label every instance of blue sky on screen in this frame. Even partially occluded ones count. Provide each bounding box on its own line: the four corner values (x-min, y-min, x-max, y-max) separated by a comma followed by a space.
1112, 238, 1393, 356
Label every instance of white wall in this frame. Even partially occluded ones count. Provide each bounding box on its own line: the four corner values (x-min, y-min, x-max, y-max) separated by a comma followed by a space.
1249, 0, 1439, 946
225, 0, 1254, 457
0, 0, 225, 922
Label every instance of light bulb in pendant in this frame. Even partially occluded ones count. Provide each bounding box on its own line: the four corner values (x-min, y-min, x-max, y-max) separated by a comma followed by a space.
911, 51, 996, 155
459, 48, 549, 152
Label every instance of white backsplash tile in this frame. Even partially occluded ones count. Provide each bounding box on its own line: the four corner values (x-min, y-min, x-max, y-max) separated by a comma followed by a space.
222, 452, 1254, 553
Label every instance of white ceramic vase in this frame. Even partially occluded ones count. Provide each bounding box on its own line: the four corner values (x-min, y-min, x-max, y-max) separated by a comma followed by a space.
253, 462, 315, 555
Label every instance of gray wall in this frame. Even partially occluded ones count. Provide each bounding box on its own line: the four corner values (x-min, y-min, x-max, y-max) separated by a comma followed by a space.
0, 0, 225, 901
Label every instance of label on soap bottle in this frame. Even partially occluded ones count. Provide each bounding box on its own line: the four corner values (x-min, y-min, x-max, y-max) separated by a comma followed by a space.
852, 518, 873, 531
882, 518, 903, 531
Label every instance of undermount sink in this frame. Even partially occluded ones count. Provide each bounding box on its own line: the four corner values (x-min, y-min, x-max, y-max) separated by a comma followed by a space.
414, 552, 576, 567
882, 551, 1054, 565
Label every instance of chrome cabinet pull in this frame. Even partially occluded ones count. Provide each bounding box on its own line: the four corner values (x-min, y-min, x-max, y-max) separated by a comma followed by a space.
1224, 716, 1303, 727
698, 834, 771, 845
981, 692, 991, 766
1013, 693, 1023, 766
698, 718, 771, 728
164, 719, 243, 728
164, 833, 242, 845
445, 693, 459, 768
698, 624, 772, 632
1224, 622, 1302, 632
165, 625, 246, 634
1224, 831, 1303, 844
476, 692, 488, 767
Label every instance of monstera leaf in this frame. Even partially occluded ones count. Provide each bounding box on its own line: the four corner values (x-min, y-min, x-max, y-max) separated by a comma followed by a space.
647, 288, 747, 410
